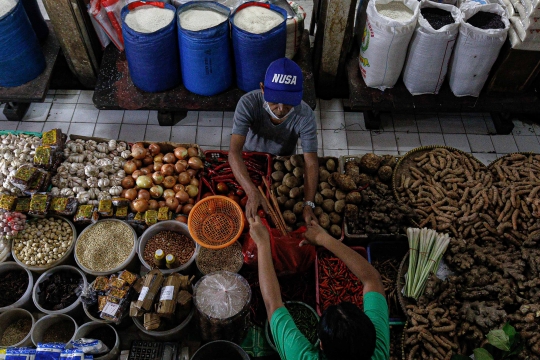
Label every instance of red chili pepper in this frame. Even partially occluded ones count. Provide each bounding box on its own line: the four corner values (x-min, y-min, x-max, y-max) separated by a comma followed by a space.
211, 174, 237, 181
247, 166, 265, 176
214, 161, 230, 172
202, 177, 215, 195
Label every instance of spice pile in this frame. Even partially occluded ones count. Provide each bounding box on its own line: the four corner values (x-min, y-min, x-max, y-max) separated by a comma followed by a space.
376, 1, 414, 21
143, 231, 195, 269
234, 6, 284, 34
467, 11, 505, 29
317, 250, 364, 313
13, 217, 73, 267
125, 6, 175, 34
0, 318, 32, 346
421, 7, 454, 30
76, 220, 134, 272
197, 241, 243, 274
37, 270, 83, 311
0, 270, 28, 307
42, 321, 75, 343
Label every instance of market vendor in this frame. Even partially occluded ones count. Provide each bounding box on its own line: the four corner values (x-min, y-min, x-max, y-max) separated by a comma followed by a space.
248, 215, 390, 360
229, 58, 319, 224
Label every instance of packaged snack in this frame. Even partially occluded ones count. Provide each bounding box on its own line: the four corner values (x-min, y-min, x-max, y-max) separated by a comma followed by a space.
134, 269, 164, 311
35, 343, 64, 360
33, 146, 55, 170
114, 206, 128, 219
143, 313, 160, 331
97, 296, 108, 311
91, 211, 100, 223
6, 347, 36, 360
70, 338, 109, 356
29, 193, 51, 216
11, 165, 39, 190
93, 276, 109, 292
119, 270, 137, 285
74, 205, 94, 224
0, 194, 17, 211
145, 210, 157, 226
98, 200, 113, 217
23, 169, 49, 196
157, 273, 183, 318
157, 207, 170, 221
41, 129, 64, 149
110, 277, 126, 289
14, 197, 31, 213
111, 198, 129, 207
50, 197, 78, 216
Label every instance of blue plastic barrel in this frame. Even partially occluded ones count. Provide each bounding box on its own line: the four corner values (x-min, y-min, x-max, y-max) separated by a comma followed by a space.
121, 2, 180, 93
0, 0, 46, 87
177, 2, 232, 96
231, 2, 286, 92
22, 0, 49, 40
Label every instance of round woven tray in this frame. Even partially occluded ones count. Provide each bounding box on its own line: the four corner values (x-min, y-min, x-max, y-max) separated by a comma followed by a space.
401, 320, 408, 360
487, 152, 537, 171
396, 251, 414, 321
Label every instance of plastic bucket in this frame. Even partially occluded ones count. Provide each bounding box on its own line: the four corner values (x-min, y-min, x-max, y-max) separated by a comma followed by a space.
177, 2, 233, 96
0, 0, 46, 87
191, 340, 250, 360
0, 309, 35, 347
11, 215, 77, 274
138, 220, 199, 275
31, 314, 78, 347
73, 321, 120, 360
33, 265, 87, 317
74, 219, 138, 276
21, 0, 49, 40
0, 261, 33, 313
230, 2, 287, 92
121, 2, 181, 92
132, 307, 194, 341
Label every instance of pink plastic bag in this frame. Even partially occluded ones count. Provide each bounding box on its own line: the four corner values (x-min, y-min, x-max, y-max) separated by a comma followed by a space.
89, 0, 124, 50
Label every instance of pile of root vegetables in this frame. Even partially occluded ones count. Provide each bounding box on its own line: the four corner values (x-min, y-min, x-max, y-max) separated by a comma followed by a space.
272, 155, 343, 238
340, 154, 416, 236
396, 150, 540, 360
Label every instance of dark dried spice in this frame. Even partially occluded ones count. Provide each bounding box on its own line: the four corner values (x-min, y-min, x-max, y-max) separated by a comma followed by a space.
38, 270, 83, 311
42, 321, 75, 343
467, 11, 504, 29
421, 7, 454, 30
0, 270, 28, 307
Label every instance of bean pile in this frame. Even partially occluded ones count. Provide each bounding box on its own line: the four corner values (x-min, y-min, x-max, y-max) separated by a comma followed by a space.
13, 217, 73, 267
76, 221, 134, 272
42, 321, 75, 343
467, 11, 505, 29
0, 270, 28, 307
197, 241, 243, 275
318, 251, 364, 313
0, 318, 32, 346
421, 7, 454, 30
143, 231, 195, 268
38, 270, 83, 311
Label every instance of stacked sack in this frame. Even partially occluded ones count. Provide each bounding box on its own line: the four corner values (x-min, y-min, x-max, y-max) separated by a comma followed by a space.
508, 0, 540, 49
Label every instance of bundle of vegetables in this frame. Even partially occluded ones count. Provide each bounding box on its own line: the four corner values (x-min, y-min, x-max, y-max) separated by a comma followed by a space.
121, 142, 203, 216
273, 155, 341, 238
200, 152, 271, 210
404, 228, 450, 300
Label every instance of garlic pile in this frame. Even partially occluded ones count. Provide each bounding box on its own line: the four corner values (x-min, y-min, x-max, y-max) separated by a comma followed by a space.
0, 134, 41, 196
51, 139, 128, 205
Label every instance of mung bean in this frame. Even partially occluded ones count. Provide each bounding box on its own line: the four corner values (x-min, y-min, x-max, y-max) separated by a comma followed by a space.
0, 318, 32, 346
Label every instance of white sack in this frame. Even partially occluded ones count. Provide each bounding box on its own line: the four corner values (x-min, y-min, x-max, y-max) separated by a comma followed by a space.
285, 1, 306, 59
359, 0, 420, 90
508, 24, 540, 48
447, 3, 509, 97
402, 0, 460, 95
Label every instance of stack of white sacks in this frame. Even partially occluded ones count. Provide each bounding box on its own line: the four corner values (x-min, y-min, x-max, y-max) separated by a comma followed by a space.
508, 0, 540, 49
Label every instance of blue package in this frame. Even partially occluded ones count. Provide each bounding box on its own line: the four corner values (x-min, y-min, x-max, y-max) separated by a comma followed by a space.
35, 343, 64, 360
59, 349, 93, 360
6, 347, 36, 360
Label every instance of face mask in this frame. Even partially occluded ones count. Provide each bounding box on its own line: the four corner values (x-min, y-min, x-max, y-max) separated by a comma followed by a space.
263, 101, 295, 121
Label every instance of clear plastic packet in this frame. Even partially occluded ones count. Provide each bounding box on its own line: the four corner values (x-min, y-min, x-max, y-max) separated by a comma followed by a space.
70, 339, 109, 356
41, 129, 64, 149
23, 169, 51, 196
59, 349, 92, 360
33, 146, 54, 170
0, 194, 17, 211
101, 0, 125, 48
35, 343, 65, 360
87, 3, 112, 48
73, 205, 94, 225
28, 193, 52, 216
6, 348, 36, 360
11, 165, 39, 191
89, 0, 123, 50
50, 197, 78, 216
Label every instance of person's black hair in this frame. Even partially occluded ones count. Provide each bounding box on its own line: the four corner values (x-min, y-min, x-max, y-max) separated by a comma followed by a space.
317, 301, 377, 360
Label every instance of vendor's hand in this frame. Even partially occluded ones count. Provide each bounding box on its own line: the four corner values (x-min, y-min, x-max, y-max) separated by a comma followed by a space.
248, 215, 270, 247
303, 206, 318, 225
245, 190, 268, 220
300, 220, 327, 247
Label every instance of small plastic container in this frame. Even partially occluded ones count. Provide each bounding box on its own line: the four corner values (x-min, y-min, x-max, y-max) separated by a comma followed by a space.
191, 340, 250, 360
138, 220, 199, 275
0, 309, 35, 347
74, 219, 138, 276
11, 215, 77, 274
31, 313, 78, 347
132, 307, 194, 341
73, 321, 120, 360
32, 265, 87, 317
0, 261, 34, 313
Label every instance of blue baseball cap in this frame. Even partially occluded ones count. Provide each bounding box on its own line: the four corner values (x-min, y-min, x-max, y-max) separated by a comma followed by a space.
263, 58, 303, 106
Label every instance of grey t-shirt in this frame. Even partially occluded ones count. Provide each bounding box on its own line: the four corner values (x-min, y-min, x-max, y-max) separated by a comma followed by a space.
232, 90, 318, 156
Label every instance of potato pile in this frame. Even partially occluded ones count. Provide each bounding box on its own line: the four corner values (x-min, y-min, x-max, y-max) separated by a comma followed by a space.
339, 154, 416, 236
272, 155, 342, 238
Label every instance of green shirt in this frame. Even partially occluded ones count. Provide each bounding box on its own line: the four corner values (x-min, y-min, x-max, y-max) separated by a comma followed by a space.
270, 292, 390, 360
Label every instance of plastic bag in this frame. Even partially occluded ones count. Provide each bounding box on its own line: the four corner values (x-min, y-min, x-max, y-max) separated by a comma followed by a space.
70, 339, 108, 355
35, 343, 64, 360
6, 348, 36, 360
101, 0, 125, 48
89, 0, 122, 50
242, 219, 315, 277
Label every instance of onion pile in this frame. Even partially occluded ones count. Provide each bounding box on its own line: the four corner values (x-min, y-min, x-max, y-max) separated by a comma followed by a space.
121, 143, 202, 215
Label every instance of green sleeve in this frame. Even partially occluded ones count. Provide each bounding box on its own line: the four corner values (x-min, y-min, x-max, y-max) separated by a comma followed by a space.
269, 307, 320, 360
363, 292, 390, 360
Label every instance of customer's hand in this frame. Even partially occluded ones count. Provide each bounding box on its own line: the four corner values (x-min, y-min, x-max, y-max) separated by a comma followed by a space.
300, 220, 328, 247
245, 190, 268, 221
248, 215, 270, 248
303, 206, 318, 225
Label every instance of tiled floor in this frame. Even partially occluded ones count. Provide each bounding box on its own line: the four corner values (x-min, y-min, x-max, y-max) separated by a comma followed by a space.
1, 90, 540, 165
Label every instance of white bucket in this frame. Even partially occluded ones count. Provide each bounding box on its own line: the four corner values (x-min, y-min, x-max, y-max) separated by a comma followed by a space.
0, 309, 35, 347
31, 314, 78, 347
0, 261, 33, 313
73, 321, 120, 360
32, 265, 87, 317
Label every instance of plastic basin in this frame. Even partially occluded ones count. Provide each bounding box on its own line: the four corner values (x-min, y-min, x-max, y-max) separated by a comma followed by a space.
33, 265, 87, 317
73, 321, 120, 360
31, 313, 78, 347
138, 220, 199, 275
0, 309, 35, 347
0, 261, 33, 313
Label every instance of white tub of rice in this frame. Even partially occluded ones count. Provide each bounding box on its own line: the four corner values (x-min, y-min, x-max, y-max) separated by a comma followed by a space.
234, 5, 284, 34
179, 7, 228, 31
0, 0, 16, 18
124, 5, 175, 33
